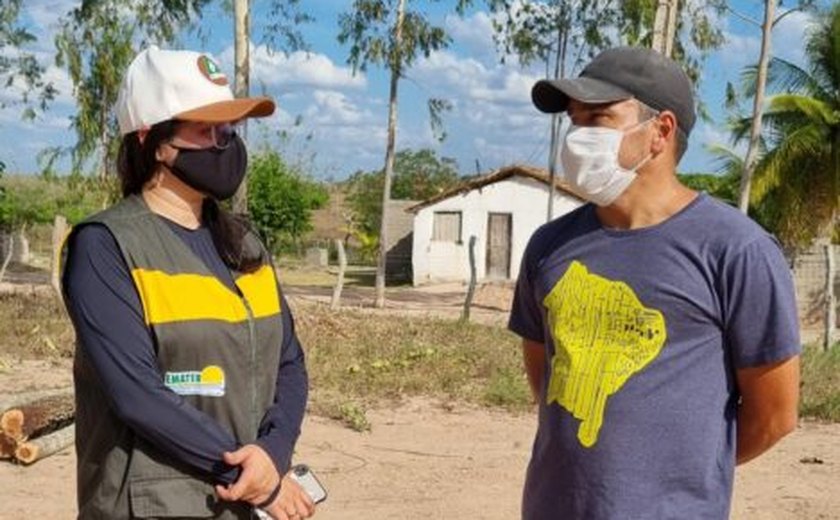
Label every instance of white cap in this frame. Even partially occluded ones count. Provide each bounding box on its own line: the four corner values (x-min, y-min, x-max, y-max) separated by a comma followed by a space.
115, 46, 275, 135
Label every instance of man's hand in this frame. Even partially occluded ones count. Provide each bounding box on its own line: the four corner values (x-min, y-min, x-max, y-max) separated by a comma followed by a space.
215, 444, 280, 504
262, 472, 316, 520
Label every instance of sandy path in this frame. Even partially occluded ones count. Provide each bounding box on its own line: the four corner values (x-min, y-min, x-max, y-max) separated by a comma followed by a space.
1, 384, 838, 519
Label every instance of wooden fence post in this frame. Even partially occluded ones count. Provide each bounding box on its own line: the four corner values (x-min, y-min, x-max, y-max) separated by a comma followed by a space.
331, 239, 348, 310
462, 235, 477, 322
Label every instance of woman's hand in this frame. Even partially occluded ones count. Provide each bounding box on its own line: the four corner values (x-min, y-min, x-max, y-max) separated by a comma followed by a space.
215, 444, 279, 504
262, 472, 316, 520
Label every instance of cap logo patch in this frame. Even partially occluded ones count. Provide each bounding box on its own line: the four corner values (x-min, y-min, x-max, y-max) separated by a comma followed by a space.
197, 55, 228, 86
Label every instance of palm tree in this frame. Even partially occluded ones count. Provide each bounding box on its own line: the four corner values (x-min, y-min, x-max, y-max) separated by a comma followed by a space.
729, 4, 840, 349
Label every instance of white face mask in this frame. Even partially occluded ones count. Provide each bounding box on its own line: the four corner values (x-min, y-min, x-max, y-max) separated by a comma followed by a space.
560, 121, 652, 206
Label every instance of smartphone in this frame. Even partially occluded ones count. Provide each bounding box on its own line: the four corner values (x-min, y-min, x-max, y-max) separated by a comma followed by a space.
290, 464, 328, 505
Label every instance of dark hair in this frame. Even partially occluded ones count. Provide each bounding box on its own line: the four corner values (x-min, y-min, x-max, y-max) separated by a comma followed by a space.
117, 121, 263, 273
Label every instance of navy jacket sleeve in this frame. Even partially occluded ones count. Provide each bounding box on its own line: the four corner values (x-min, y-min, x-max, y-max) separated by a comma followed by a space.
255, 294, 309, 475
63, 224, 241, 484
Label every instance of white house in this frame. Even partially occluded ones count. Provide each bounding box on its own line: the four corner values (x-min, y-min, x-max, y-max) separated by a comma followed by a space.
408, 165, 583, 286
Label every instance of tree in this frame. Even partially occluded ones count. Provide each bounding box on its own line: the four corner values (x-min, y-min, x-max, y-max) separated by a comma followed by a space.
724, 1, 815, 213
651, 0, 679, 57
247, 149, 328, 254
487, 0, 727, 220
337, 0, 470, 308
232, 0, 251, 215
346, 148, 460, 236
0, 0, 56, 118
54, 0, 210, 186
487, 1, 614, 220
230, 0, 314, 215
728, 3, 840, 349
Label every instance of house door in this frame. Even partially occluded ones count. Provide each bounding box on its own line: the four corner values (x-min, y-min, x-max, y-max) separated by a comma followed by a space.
486, 213, 512, 279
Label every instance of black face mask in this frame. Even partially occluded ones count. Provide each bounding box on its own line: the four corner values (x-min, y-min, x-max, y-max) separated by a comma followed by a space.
169, 134, 247, 200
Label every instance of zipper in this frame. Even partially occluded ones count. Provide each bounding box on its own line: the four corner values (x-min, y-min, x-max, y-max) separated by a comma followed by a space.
241, 296, 259, 436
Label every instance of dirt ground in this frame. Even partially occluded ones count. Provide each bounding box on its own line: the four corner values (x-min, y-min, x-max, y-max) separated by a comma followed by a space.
0, 360, 838, 520
1, 279, 838, 519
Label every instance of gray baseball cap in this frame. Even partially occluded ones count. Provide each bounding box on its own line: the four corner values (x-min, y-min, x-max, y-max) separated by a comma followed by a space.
531, 46, 696, 137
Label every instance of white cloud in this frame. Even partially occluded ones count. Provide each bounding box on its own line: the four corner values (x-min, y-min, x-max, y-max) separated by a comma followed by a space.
445, 11, 498, 62
218, 44, 366, 91
773, 10, 816, 66
306, 90, 369, 126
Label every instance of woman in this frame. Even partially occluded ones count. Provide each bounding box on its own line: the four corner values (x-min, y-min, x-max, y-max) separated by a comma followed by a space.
62, 46, 315, 520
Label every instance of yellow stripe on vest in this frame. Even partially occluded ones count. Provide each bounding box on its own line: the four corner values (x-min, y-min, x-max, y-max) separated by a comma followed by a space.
131, 265, 281, 325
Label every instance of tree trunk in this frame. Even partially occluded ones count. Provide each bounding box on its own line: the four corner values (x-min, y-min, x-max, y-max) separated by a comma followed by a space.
0, 233, 13, 284
12, 225, 30, 264
664, 0, 679, 57
652, 0, 670, 53
51, 215, 68, 300
14, 424, 75, 465
330, 239, 347, 310
1, 393, 75, 442
825, 241, 836, 351
0, 388, 74, 413
738, 0, 776, 214
100, 105, 109, 182
374, 0, 406, 309
232, 0, 250, 215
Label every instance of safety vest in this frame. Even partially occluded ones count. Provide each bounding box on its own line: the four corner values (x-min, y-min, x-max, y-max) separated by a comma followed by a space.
63, 194, 283, 519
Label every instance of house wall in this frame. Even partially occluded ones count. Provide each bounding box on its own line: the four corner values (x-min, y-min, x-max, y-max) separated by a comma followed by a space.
385, 200, 418, 283
412, 177, 581, 285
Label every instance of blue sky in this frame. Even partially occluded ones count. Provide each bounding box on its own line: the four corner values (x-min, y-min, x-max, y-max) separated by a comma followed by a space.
0, 0, 825, 180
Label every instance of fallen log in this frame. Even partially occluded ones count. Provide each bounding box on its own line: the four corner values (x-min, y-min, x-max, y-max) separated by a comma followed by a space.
0, 409, 24, 440
2, 394, 75, 441
14, 424, 74, 465
0, 387, 73, 413
0, 432, 16, 459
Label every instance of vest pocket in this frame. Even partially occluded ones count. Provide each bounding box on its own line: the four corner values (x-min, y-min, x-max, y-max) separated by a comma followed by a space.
129, 477, 217, 518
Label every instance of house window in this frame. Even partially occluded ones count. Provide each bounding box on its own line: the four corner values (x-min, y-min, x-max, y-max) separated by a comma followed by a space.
432, 211, 462, 243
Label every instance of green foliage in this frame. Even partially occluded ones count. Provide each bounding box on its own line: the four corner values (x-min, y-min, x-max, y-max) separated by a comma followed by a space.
263, 0, 315, 52
678, 172, 738, 204
486, 0, 726, 87
0, 0, 56, 117
727, 3, 840, 250
55, 0, 209, 177
0, 175, 105, 232
346, 148, 460, 235
338, 0, 470, 75
487, 0, 614, 75
247, 149, 328, 254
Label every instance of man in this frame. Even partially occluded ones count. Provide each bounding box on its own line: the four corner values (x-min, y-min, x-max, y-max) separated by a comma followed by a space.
509, 46, 800, 519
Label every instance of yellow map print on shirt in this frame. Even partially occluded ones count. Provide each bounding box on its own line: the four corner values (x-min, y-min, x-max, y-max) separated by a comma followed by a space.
543, 261, 667, 448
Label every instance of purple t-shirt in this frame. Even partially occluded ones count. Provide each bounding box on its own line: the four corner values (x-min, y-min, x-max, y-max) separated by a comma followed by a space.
509, 193, 800, 520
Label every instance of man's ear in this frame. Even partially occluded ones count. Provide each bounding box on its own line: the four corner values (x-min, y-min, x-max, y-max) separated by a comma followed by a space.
651, 111, 677, 155
137, 129, 149, 145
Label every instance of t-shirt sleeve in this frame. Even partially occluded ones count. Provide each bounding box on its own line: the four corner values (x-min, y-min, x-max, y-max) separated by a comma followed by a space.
508, 234, 545, 343
723, 235, 801, 368
63, 224, 241, 483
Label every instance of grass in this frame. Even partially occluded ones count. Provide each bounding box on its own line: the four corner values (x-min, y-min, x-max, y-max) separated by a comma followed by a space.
2, 292, 839, 429
274, 256, 378, 288
0, 292, 74, 360
294, 302, 532, 430
800, 343, 840, 422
